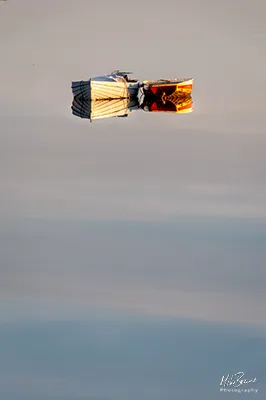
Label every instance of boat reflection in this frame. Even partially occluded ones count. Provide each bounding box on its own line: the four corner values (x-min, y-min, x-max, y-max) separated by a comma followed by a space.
141, 93, 193, 114
71, 97, 139, 122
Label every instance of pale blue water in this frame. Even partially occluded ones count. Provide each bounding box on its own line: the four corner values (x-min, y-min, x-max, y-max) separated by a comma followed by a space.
1, 0, 266, 399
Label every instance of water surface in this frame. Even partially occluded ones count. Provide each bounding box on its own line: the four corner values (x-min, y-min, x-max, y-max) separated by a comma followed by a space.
0, 0, 266, 399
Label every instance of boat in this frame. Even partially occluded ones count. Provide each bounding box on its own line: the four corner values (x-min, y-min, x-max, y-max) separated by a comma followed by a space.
71, 70, 139, 101
141, 78, 194, 96
72, 72, 193, 102
71, 71, 194, 122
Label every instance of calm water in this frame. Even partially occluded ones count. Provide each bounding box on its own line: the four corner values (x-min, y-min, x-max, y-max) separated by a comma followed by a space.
1, 0, 266, 399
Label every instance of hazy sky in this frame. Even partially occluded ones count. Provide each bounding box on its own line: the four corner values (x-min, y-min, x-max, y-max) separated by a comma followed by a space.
0, 0, 266, 399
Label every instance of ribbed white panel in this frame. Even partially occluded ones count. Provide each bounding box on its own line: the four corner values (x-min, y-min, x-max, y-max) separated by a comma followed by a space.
91, 81, 129, 100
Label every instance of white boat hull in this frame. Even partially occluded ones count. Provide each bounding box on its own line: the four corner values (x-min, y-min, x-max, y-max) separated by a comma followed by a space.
90, 79, 129, 100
